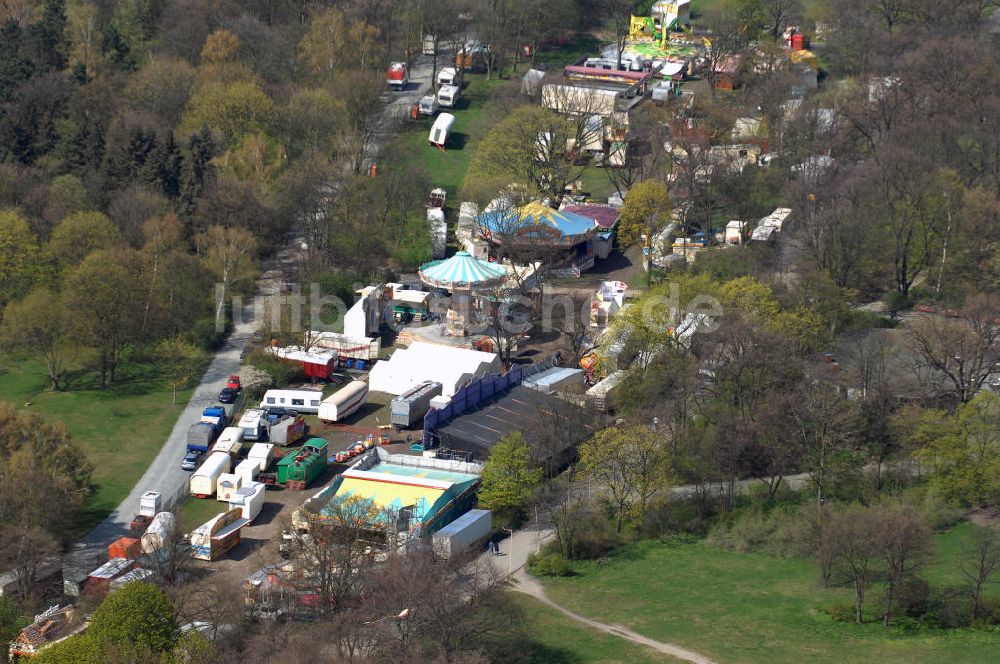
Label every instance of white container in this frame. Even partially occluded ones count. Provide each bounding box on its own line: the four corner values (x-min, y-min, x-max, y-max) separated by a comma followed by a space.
235, 459, 260, 485
139, 491, 161, 517
318, 380, 368, 423
217, 473, 243, 502
140, 512, 175, 555
190, 452, 232, 498
432, 509, 492, 559
247, 443, 276, 473
229, 482, 266, 522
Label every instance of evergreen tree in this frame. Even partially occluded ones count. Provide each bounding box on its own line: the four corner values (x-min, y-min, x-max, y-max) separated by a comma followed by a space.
0, 21, 36, 104
178, 126, 215, 221
28, 0, 67, 70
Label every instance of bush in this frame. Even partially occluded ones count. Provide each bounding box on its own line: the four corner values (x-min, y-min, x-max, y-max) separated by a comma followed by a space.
929, 586, 970, 628
527, 551, 573, 577
245, 347, 301, 389
187, 317, 227, 351
897, 577, 931, 619
826, 602, 856, 623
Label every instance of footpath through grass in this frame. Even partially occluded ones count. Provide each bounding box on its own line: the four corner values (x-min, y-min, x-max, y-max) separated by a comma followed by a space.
508, 594, 684, 664
0, 360, 200, 536
540, 532, 1000, 664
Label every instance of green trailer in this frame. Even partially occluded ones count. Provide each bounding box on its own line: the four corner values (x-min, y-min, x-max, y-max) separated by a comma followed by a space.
276, 438, 329, 489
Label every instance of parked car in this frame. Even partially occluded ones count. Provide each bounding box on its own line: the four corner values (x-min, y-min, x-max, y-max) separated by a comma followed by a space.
181, 449, 203, 471
129, 514, 152, 534
218, 387, 239, 404
226, 375, 242, 390
264, 407, 299, 419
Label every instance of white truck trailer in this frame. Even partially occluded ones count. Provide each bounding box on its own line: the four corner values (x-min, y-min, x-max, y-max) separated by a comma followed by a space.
432, 509, 492, 559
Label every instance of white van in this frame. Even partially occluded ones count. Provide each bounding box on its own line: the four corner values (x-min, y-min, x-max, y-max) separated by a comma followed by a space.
419, 94, 440, 116
437, 84, 460, 108
259, 388, 324, 414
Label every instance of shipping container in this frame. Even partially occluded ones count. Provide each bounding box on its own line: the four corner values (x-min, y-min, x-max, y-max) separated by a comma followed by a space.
390, 381, 443, 429
318, 381, 368, 423
247, 443, 276, 472
84, 558, 134, 598
217, 473, 243, 502
190, 452, 232, 498
108, 537, 141, 560
228, 482, 266, 522
268, 415, 307, 446
432, 509, 492, 559
110, 568, 153, 591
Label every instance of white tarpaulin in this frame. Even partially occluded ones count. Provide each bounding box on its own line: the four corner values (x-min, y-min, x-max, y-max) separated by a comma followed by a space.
368, 342, 500, 396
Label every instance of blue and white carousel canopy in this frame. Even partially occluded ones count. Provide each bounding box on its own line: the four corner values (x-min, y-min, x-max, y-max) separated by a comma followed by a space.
418, 251, 508, 288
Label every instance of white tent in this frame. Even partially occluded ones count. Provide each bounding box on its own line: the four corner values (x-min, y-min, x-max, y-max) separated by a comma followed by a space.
368, 342, 500, 396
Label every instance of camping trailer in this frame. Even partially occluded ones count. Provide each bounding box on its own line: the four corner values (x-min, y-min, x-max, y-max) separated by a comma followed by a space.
419, 94, 440, 116
238, 409, 267, 441
437, 84, 460, 108
259, 388, 324, 414
318, 380, 368, 423
229, 482, 266, 522
429, 113, 456, 149
436, 67, 458, 86
190, 452, 232, 498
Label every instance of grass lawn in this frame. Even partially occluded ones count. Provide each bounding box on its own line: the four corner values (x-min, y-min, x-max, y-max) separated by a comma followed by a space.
178, 494, 227, 533
540, 533, 1000, 664
0, 359, 201, 536
508, 593, 684, 664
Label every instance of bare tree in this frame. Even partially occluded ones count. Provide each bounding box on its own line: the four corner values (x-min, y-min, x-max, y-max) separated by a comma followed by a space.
961, 525, 1000, 623
603, 0, 635, 70
792, 379, 859, 511
909, 294, 1000, 404
877, 504, 932, 626
824, 505, 881, 624
761, 0, 802, 39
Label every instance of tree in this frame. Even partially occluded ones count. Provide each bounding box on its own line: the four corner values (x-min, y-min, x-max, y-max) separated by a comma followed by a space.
579, 425, 668, 533
2, 287, 75, 391
703, 11, 750, 99
477, 431, 543, 522
63, 248, 143, 386
88, 581, 178, 654
759, 0, 802, 39
823, 504, 881, 624
463, 104, 603, 205
909, 294, 1000, 404
616, 180, 670, 277
297, 7, 384, 76
179, 79, 275, 143
200, 29, 239, 64
0, 210, 42, 309
47, 210, 122, 270
603, 0, 635, 70
961, 525, 1000, 623
195, 225, 257, 330
156, 336, 204, 404
792, 378, 859, 511
876, 504, 931, 626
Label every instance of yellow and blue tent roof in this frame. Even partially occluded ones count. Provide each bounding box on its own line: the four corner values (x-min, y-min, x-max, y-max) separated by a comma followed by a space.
478, 201, 597, 240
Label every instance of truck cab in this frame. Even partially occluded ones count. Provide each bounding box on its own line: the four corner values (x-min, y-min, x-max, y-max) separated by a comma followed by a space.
386, 62, 409, 90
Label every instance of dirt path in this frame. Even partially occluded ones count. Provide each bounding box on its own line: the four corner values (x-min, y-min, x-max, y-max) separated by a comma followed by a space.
512, 570, 718, 664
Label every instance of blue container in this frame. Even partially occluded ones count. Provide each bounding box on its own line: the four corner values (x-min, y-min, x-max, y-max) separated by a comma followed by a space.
343, 359, 354, 369
355, 360, 365, 371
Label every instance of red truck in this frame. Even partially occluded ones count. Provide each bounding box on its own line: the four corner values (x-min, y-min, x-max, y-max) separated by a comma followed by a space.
386, 62, 409, 90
